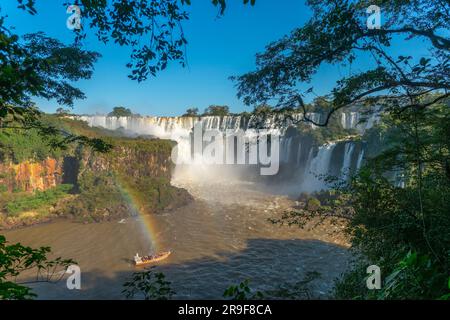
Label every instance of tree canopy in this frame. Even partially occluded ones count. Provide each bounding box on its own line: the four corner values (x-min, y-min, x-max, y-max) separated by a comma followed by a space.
7, 0, 255, 81
0, 235, 75, 300
182, 107, 199, 117
0, 27, 110, 152
203, 105, 230, 116
233, 0, 449, 125
108, 107, 134, 117
0, 1, 255, 152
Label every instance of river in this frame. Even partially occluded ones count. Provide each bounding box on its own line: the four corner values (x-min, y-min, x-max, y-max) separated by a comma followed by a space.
3, 171, 350, 299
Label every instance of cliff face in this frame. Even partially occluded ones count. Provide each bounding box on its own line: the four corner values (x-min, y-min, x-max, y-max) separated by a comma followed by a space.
81, 140, 173, 180
0, 158, 62, 193
0, 134, 192, 229
0, 116, 194, 229
0, 139, 174, 193
65, 138, 192, 222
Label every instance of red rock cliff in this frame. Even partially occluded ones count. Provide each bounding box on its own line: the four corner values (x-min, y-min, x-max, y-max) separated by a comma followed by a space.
0, 158, 62, 192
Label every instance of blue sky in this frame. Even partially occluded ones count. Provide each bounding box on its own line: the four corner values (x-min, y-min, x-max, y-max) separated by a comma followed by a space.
2, 1, 431, 116
3, 0, 317, 116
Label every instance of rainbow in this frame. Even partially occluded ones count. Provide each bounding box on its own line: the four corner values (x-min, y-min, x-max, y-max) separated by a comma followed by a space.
115, 177, 160, 251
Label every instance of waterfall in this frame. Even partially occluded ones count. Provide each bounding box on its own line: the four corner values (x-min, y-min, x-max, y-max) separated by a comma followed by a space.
341, 142, 355, 180
356, 149, 365, 170
304, 147, 315, 170
282, 137, 294, 163
395, 172, 406, 188
75, 115, 366, 192
341, 112, 359, 129
305, 112, 321, 129
296, 142, 302, 166
341, 110, 380, 132
301, 143, 337, 192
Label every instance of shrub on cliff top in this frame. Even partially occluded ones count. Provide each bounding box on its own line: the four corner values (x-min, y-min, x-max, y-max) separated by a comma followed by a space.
306, 197, 321, 211
65, 172, 125, 222
5, 184, 73, 216
0, 128, 64, 163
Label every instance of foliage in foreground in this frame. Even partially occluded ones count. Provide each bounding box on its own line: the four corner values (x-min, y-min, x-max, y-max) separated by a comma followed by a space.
333, 105, 450, 300
223, 272, 321, 300
335, 251, 450, 300
0, 235, 75, 300
223, 279, 264, 300
333, 168, 450, 300
122, 266, 175, 300
234, 0, 449, 128
271, 103, 450, 299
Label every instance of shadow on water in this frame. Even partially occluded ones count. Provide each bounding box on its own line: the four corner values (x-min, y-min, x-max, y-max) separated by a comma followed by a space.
28, 238, 350, 300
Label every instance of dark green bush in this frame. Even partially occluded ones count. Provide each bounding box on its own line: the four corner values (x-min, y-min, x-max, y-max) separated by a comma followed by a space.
333, 104, 450, 300
306, 197, 321, 211
5, 184, 73, 215
65, 172, 124, 221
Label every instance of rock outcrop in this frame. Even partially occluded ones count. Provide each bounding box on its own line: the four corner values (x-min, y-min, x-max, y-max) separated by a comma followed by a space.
0, 130, 192, 228
0, 158, 62, 193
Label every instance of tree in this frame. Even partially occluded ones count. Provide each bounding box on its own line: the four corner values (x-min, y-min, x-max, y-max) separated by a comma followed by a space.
233, 0, 449, 126
223, 279, 264, 300
108, 107, 133, 117
203, 105, 230, 116
1, 1, 254, 150
56, 107, 71, 116
0, 235, 75, 300
272, 100, 450, 299
0, 27, 110, 152
122, 266, 175, 300
6, 1, 255, 81
253, 104, 273, 115
70, 0, 256, 81
182, 107, 199, 117
0, 30, 99, 119
235, 0, 449, 299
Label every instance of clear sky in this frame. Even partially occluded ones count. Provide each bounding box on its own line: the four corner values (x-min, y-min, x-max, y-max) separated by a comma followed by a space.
3, 0, 317, 116
2, 1, 431, 116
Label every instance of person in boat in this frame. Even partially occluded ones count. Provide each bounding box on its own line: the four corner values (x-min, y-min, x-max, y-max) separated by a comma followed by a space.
134, 253, 142, 264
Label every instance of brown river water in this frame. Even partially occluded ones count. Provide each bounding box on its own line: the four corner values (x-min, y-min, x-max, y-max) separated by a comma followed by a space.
3, 171, 350, 299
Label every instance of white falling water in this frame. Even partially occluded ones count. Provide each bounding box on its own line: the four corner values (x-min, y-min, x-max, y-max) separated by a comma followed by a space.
75, 115, 365, 192
296, 142, 302, 166
301, 143, 337, 192
341, 142, 355, 180
283, 137, 294, 163
341, 112, 359, 129
305, 112, 321, 129
395, 172, 406, 188
356, 149, 365, 170
341, 110, 380, 133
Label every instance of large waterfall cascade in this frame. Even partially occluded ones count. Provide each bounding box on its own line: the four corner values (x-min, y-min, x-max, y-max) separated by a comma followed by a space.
76, 112, 371, 192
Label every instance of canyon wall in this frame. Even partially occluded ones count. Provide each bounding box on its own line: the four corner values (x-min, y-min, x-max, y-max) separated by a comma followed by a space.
0, 158, 63, 193
62, 138, 192, 222
0, 138, 175, 194
80, 139, 173, 180
0, 134, 192, 228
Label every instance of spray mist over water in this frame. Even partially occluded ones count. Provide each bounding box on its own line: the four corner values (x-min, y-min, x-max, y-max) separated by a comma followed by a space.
76, 114, 368, 195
